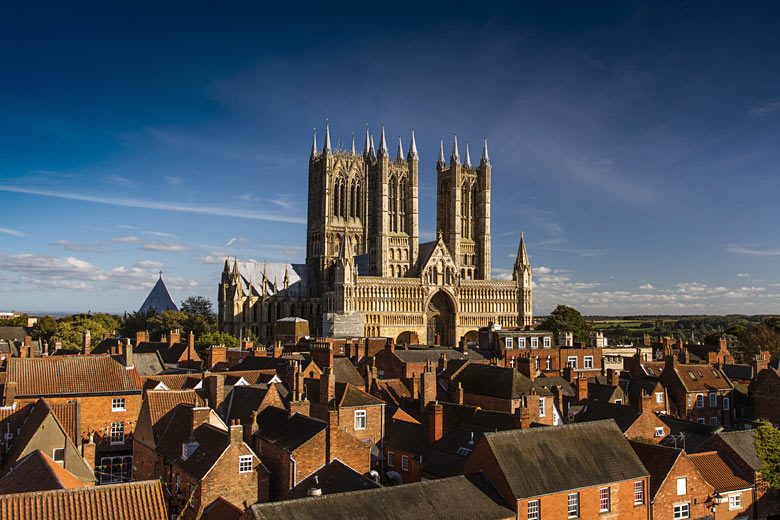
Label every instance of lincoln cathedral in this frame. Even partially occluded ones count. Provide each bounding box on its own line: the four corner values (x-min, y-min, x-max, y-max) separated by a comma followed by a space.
218, 124, 532, 346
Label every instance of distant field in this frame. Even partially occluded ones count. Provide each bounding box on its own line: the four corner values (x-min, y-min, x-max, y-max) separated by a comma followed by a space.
588, 319, 672, 330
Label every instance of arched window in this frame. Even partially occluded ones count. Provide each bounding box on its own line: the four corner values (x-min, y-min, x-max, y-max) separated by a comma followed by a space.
350, 182, 356, 217
471, 185, 477, 238
399, 179, 406, 232
341, 181, 347, 218
333, 179, 340, 217
355, 183, 362, 219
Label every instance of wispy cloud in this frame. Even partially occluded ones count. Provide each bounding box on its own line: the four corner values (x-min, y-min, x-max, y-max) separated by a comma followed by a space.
269, 193, 297, 211
0, 225, 25, 237
736, 273, 750, 277
135, 260, 163, 268
164, 176, 183, 185
50, 240, 111, 254
749, 101, 780, 118
111, 236, 142, 244
142, 231, 177, 238
728, 245, 780, 256
225, 237, 250, 247
0, 185, 306, 224
106, 175, 131, 186
142, 242, 191, 252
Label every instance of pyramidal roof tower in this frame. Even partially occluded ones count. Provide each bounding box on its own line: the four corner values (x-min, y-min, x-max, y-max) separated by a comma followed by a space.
139, 273, 178, 314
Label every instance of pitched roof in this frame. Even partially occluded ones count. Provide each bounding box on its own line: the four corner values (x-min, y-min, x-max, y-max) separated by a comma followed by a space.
689, 451, 752, 492
714, 430, 762, 471
133, 352, 167, 377
422, 426, 487, 478
202, 497, 244, 520
304, 380, 384, 408
226, 384, 280, 423
143, 373, 203, 391
481, 420, 649, 500
669, 364, 733, 392
384, 417, 428, 455
629, 441, 683, 498
0, 450, 85, 495
145, 390, 205, 443
332, 357, 365, 387
134, 341, 200, 365
452, 364, 552, 400
139, 276, 178, 313
6, 356, 141, 396
173, 424, 241, 480
573, 400, 644, 432
393, 347, 485, 364
255, 406, 326, 452
0, 479, 168, 519
247, 474, 514, 520
49, 401, 78, 445
658, 415, 720, 451
287, 459, 380, 499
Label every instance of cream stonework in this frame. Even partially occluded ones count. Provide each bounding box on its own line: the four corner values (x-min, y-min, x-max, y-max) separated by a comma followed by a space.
218, 125, 532, 346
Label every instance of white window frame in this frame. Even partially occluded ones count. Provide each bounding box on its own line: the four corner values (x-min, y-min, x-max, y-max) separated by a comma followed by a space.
543, 336, 551, 349
697, 418, 705, 424
599, 487, 610, 512
729, 493, 742, 510
52, 448, 65, 465
676, 477, 687, 496
354, 409, 367, 430
654, 427, 665, 437
567, 356, 578, 369
584, 356, 594, 369
634, 480, 644, 505
655, 392, 664, 403
696, 394, 705, 408
530, 337, 538, 349
538, 397, 545, 417
710, 417, 718, 426
387, 451, 395, 467
518, 337, 526, 348
709, 392, 717, 408
567, 492, 579, 518
723, 397, 730, 410
110, 422, 125, 445
673, 503, 690, 519
401, 454, 409, 471
535, 357, 540, 370
545, 357, 552, 370
99, 455, 132, 484
111, 398, 126, 412
505, 337, 514, 349
527, 499, 540, 520
238, 454, 253, 473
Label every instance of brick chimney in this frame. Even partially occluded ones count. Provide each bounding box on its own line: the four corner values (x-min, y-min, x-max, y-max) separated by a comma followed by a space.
420, 361, 436, 412
241, 340, 253, 350
320, 367, 335, 406
384, 340, 395, 354
563, 366, 575, 384
3, 381, 16, 407
638, 390, 652, 412
272, 341, 284, 358
82, 330, 91, 355
206, 375, 225, 412
229, 419, 243, 445
643, 334, 651, 347
168, 329, 180, 347
753, 351, 770, 373
325, 409, 339, 461
517, 357, 535, 382
188, 331, 195, 350
82, 433, 96, 467
207, 345, 226, 370
679, 347, 690, 364
103, 332, 110, 340
311, 338, 334, 370
135, 330, 149, 345
664, 350, 677, 371
576, 376, 588, 401
19, 345, 30, 358
42, 340, 48, 356
607, 368, 619, 387
458, 338, 468, 353
428, 402, 443, 445
24, 336, 31, 347
515, 407, 531, 429
191, 406, 211, 433
455, 382, 464, 405
123, 339, 134, 368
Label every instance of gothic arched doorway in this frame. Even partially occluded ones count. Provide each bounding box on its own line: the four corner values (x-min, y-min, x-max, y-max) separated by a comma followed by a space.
426, 291, 455, 346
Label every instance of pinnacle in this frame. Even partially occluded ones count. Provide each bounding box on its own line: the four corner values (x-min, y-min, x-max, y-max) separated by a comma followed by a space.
481, 137, 490, 166
408, 129, 419, 160
378, 125, 388, 157
397, 136, 404, 160
464, 141, 471, 168
451, 134, 460, 163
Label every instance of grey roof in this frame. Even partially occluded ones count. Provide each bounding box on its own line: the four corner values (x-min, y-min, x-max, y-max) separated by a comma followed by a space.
139, 277, 178, 313
658, 415, 720, 451
715, 430, 762, 471
722, 364, 754, 381
452, 363, 552, 400
572, 400, 643, 432
237, 261, 317, 297
255, 407, 326, 452
0, 327, 32, 342
535, 376, 576, 397
332, 357, 365, 387
247, 474, 515, 520
133, 352, 166, 377
481, 420, 649, 500
287, 459, 379, 499
394, 347, 485, 364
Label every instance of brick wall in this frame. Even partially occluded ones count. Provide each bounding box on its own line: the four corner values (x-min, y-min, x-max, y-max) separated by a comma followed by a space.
132, 438, 159, 481
258, 441, 292, 500
650, 453, 713, 520
330, 428, 371, 475
336, 405, 383, 444
516, 479, 649, 520
200, 443, 263, 514
624, 412, 668, 442
384, 447, 421, 483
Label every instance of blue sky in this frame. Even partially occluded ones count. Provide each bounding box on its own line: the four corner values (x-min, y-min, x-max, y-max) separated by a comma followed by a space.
2, 1, 780, 315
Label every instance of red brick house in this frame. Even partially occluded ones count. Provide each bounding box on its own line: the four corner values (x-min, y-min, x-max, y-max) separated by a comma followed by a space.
749, 367, 780, 424
0, 450, 89, 494
573, 400, 671, 442
373, 342, 484, 380
660, 355, 734, 427
461, 420, 650, 520
630, 441, 715, 520
689, 451, 755, 520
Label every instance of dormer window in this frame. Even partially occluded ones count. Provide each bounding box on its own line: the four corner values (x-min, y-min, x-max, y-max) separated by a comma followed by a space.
181, 441, 199, 461
646, 367, 655, 375
530, 337, 538, 349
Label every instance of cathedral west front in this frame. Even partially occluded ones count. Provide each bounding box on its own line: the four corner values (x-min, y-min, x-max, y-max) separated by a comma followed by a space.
218, 124, 532, 346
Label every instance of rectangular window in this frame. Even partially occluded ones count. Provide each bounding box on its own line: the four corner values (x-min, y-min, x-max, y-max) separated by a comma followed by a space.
505, 337, 514, 349
535, 357, 540, 370
518, 338, 526, 348
584, 356, 594, 369
674, 503, 690, 519
239, 454, 253, 473
111, 398, 126, 412
530, 337, 538, 349
723, 397, 730, 410
387, 451, 395, 467
729, 494, 741, 510
654, 427, 665, 437
543, 337, 551, 348
696, 394, 704, 408
545, 357, 552, 370
676, 477, 687, 495
696, 418, 705, 424
538, 398, 545, 417
527, 499, 540, 520
599, 487, 610, 512
401, 455, 409, 471
656, 392, 664, 403
99, 455, 132, 484
52, 448, 65, 464
634, 480, 644, 505
110, 422, 124, 444
567, 356, 578, 369
709, 393, 717, 408
354, 409, 367, 430
710, 417, 718, 426
567, 493, 579, 518
687, 394, 693, 408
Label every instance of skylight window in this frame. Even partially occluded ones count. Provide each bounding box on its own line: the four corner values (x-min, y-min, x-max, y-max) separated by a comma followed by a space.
688, 371, 697, 380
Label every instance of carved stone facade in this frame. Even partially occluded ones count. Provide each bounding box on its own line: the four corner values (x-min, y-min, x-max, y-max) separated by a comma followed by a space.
218, 124, 532, 346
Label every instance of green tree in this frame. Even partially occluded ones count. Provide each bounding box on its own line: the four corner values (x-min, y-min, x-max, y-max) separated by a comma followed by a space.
755, 421, 780, 488
180, 296, 214, 317
195, 330, 239, 358
0, 314, 29, 327
538, 305, 591, 343
31, 315, 59, 343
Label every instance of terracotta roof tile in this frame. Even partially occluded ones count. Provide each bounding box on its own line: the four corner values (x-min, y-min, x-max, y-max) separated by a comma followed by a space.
49, 402, 78, 445
689, 451, 752, 492
0, 479, 168, 519
672, 364, 733, 392
145, 390, 205, 443
6, 356, 141, 396
0, 450, 85, 495
143, 373, 203, 391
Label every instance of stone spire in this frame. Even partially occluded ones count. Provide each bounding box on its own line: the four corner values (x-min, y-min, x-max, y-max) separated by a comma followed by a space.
481, 137, 490, 167
464, 141, 472, 168
378, 125, 388, 157
364, 125, 371, 157
517, 231, 529, 266
396, 136, 404, 160
451, 134, 460, 163
408, 129, 419, 161
223, 257, 230, 273
283, 265, 290, 291
369, 132, 376, 161
311, 129, 317, 158
323, 121, 331, 154
350, 132, 356, 155
262, 260, 268, 295
437, 139, 445, 168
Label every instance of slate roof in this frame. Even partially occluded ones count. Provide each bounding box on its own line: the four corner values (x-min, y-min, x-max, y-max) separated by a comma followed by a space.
134, 341, 199, 365
0, 479, 168, 519
535, 376, 576, 397
384, 417, 428, 455
143, 373, 203, 391
689, 451, 752, 492
572, 400, 644, 432
226, 384, 280, 423
422, 426, 486, 478
287, 459, 380, 499
237, 261, 317, 298
658, 416, 720, 451
333, 357, 365, 387
722, 364, 754, 381
393, 347, 485, 364
0, 327, 32, 342
139, 276, 178, 314
0, 450, 85, 495
713, 430, 762, 471
304, 380, 384, 408
629, 441, 683, 498
173, 424, 244, 480
247, 474, 515, 520
481, 420, 649, 500
255, 407, 326, 452
6, 356, 141, 396
133, 352, 167, 377
452, 364, 552, 400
